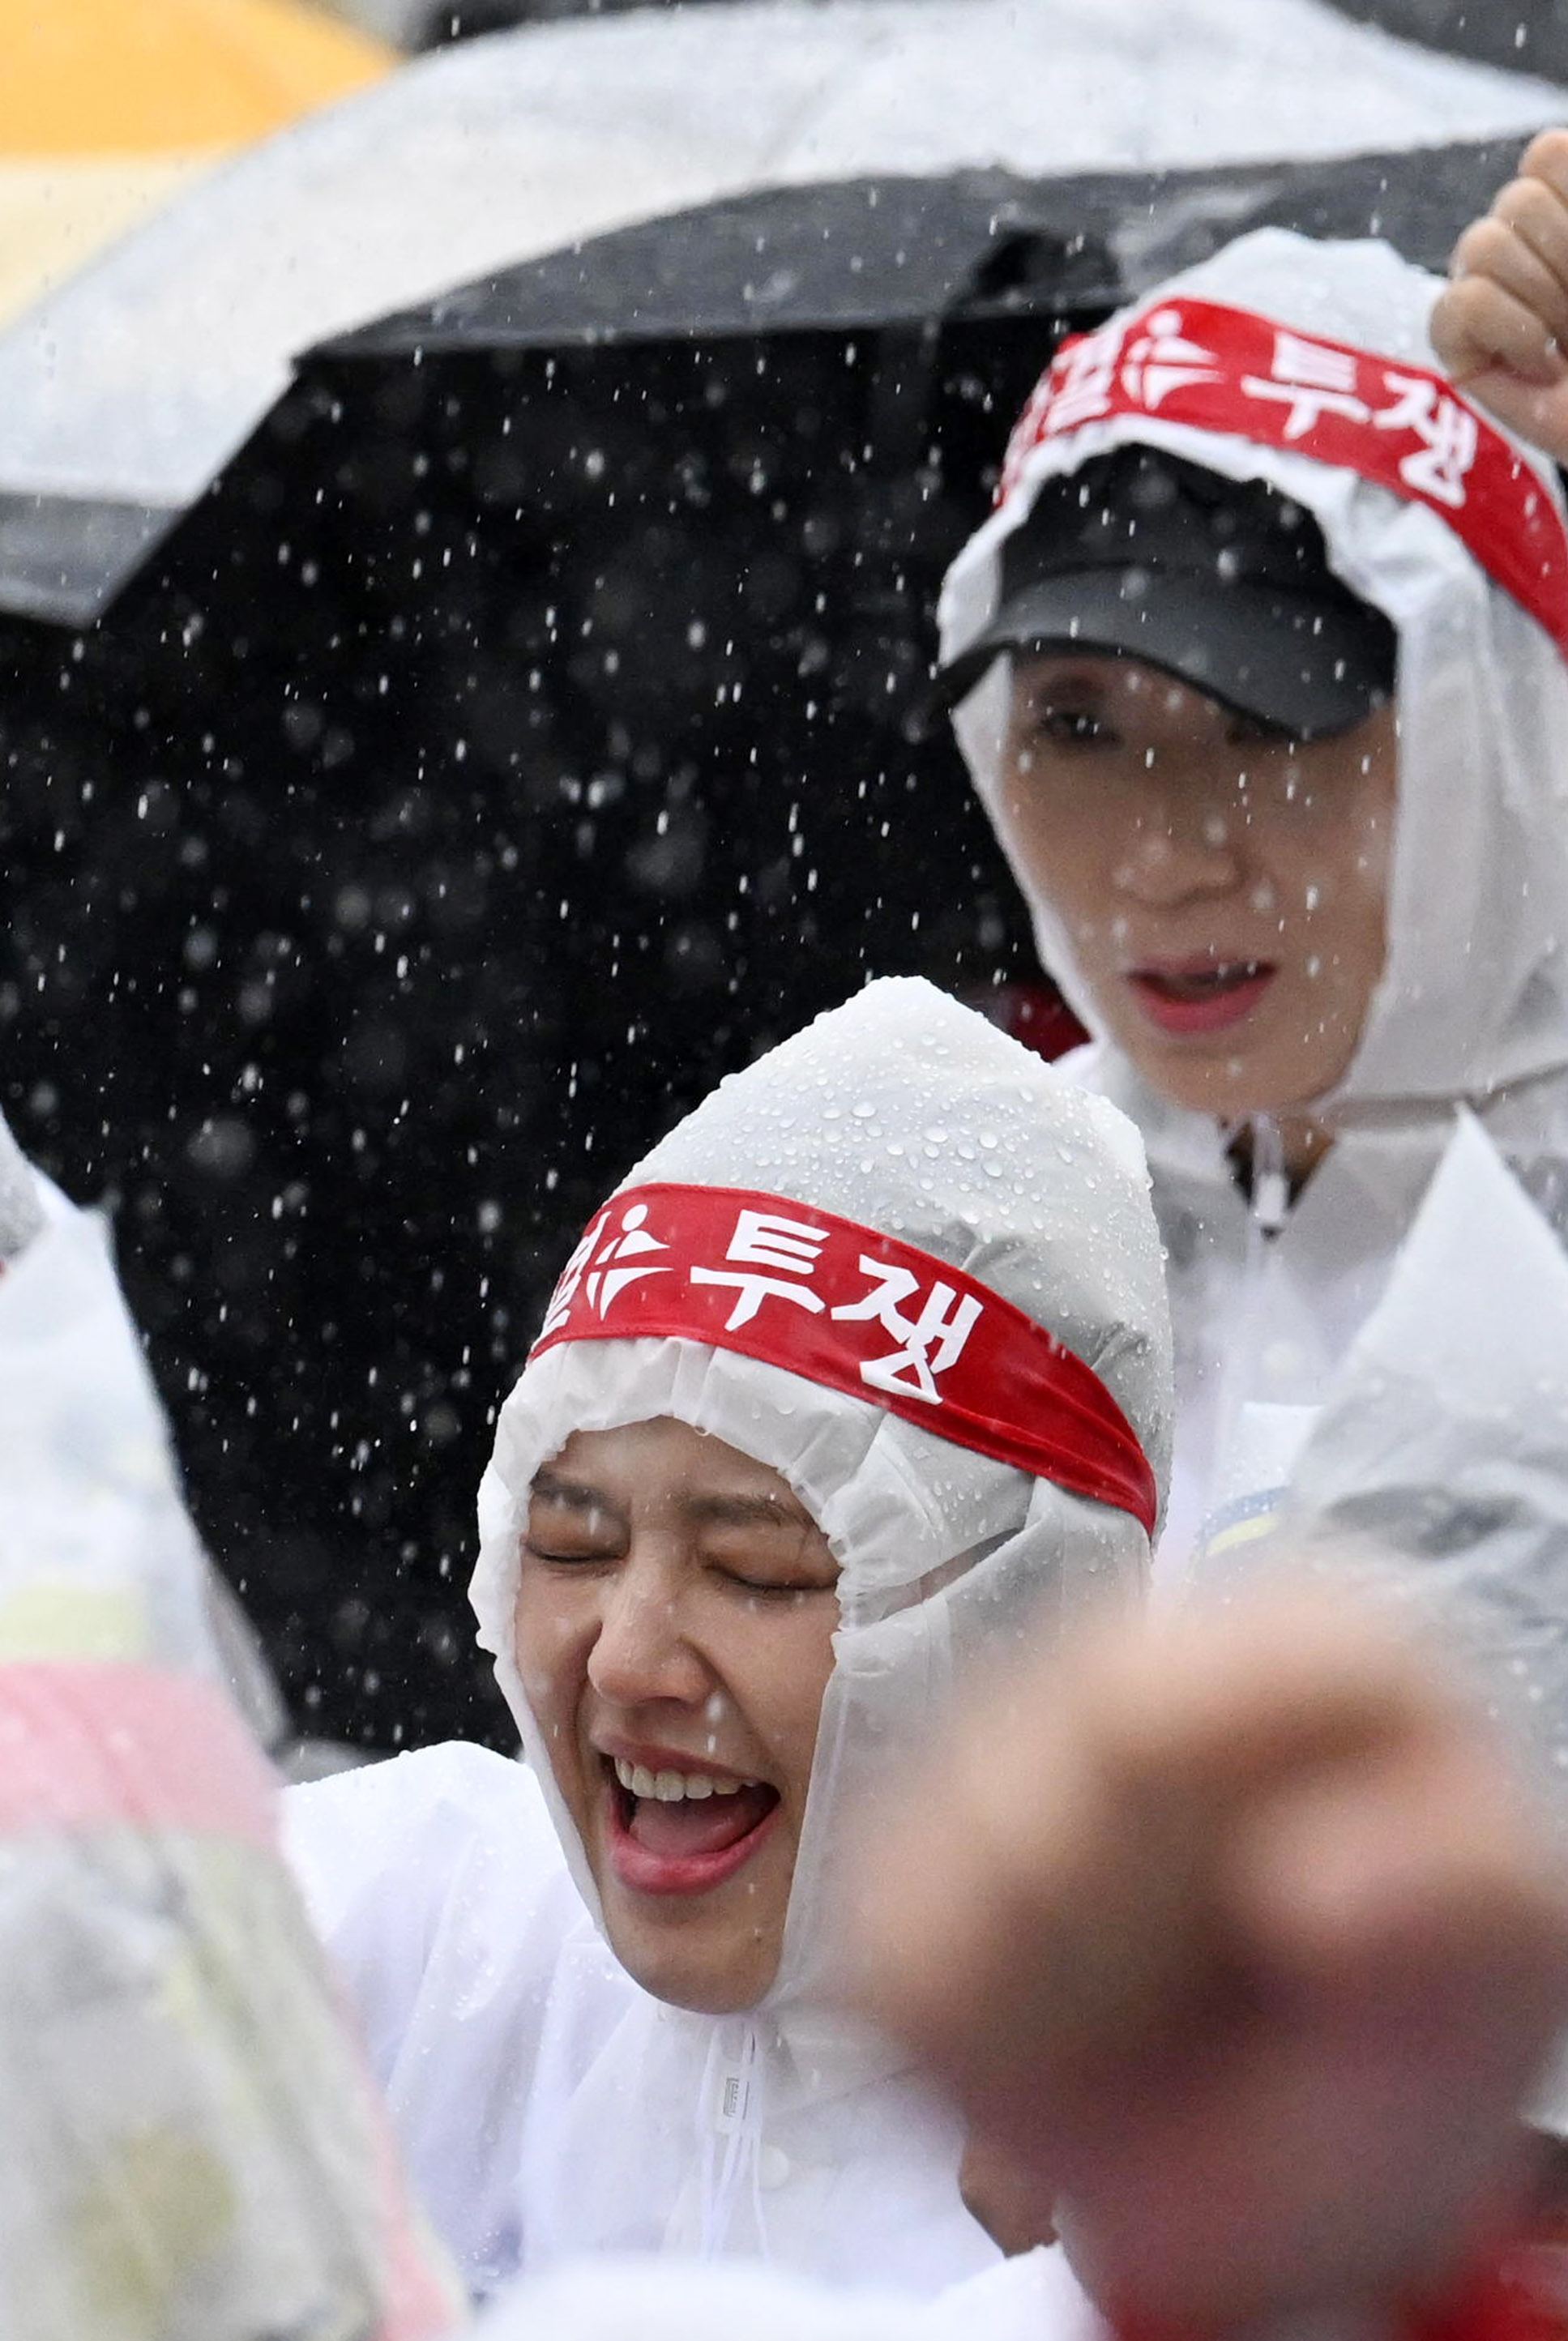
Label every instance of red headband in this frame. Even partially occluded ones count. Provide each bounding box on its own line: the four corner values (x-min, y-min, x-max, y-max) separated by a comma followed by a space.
998, 296, 1568, 659
529, 1181, 1159, 1540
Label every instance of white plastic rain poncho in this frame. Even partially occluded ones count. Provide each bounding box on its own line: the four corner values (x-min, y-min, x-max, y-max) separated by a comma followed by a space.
1178, 1109, 1568, 2130
940, 227, 1568, 1572
285, 976, 1172, 2305
0, 1144, 459, 2339
468, 2236, 1096, 2341
1192, 1113, 1568, 1745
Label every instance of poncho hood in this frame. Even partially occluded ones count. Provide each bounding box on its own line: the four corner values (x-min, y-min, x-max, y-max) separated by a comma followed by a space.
940, 229, 1568, 1133
472, 976, 1172, 2011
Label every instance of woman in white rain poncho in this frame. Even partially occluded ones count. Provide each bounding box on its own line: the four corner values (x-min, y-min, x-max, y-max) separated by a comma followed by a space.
284, 976, 1171, 2305
938, 226, 1568, 1568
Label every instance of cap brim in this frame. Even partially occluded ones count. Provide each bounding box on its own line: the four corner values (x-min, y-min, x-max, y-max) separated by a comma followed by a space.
938, 568, 1391, 739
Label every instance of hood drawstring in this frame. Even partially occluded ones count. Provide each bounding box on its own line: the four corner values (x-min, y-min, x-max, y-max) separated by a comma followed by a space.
1249, 1114, 1290, 1239
697, 2020, 769, 2262
1211, 1113, 1289, 1487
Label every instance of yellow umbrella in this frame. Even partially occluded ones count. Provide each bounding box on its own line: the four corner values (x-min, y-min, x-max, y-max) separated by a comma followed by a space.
0, 0, 393, 327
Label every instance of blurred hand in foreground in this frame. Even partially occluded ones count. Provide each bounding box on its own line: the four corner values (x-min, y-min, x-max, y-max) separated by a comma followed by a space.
1433, 129, 1568, 463
847, 1590, 1568, 2338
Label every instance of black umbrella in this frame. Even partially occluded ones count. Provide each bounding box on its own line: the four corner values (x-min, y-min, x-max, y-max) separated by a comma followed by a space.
0, 139, 1539, 1749
1325, 0, 1568, 80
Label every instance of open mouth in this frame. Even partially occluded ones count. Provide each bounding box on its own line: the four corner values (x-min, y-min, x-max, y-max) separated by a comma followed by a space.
1126, 960, 1277, 1036
603, 1756, 781, 1896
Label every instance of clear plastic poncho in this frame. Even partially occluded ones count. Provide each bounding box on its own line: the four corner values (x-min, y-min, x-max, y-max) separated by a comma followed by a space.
1184, 1109, 1568, 2128
288, 976, 1172, 2296
0, 1149, 460, 2340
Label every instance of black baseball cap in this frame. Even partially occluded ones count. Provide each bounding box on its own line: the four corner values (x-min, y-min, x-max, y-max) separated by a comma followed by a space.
938, 448, 1398, 738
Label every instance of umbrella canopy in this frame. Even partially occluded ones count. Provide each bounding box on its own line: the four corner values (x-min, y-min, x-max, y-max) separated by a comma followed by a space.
0, 137, 1547, 1752
0, 0, 1563, 623
0, 0, 391, 333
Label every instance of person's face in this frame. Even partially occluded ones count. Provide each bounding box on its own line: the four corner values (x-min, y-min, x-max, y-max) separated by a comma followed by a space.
996, 653, 1399, 1121
513, 1416, 840, 2014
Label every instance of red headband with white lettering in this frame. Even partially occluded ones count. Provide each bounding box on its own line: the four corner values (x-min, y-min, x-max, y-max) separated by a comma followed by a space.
998, 297, 1568, 658
529, 1181, 1159, 1540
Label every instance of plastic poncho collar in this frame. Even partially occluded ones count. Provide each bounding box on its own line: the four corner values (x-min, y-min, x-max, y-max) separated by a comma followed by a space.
472, 978, 1172, 2036
940, 228, 1568, 1137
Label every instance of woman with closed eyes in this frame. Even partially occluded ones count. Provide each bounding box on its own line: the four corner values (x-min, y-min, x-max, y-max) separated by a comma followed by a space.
284, 976, 1171, 2312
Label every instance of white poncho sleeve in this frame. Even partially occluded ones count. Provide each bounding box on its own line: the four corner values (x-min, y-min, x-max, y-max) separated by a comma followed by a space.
284, 1739, 626, 2300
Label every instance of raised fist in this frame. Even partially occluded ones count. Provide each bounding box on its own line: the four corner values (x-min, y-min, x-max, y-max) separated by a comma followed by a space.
1433, 130, 1568, 464
848, 1591, 1568, 2335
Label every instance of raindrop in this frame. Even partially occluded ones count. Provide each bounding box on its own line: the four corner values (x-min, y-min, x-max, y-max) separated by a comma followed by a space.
186, 1117, 255, 1179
